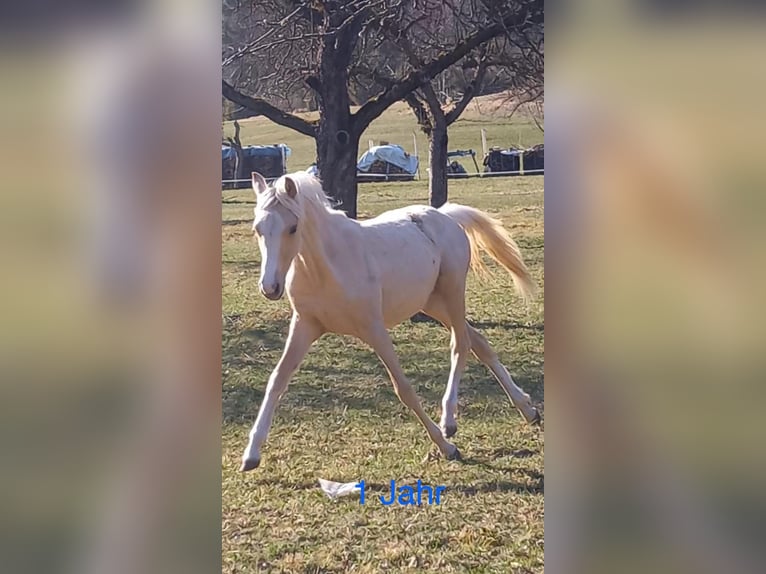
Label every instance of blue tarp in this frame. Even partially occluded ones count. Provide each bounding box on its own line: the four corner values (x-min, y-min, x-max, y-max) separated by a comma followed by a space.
357, 144, 418, 174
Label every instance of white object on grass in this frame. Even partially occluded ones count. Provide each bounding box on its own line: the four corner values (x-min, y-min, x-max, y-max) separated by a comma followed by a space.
318, 479, 361, 500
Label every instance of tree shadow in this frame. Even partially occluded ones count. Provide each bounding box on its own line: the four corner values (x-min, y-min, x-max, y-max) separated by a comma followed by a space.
222, 317, 544, 422
223, 198, 255, 205
449, 478, 543, 496
223, 357, 543, 422
222, 317, 289, 379
246, 478, 320, 491
222, 260, 260, 270
410, 316, 544, 333
223, 218, 252, 226
467, 319, 544, 332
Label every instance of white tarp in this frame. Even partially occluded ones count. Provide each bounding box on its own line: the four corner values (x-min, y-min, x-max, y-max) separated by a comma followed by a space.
357, 144, 418, 174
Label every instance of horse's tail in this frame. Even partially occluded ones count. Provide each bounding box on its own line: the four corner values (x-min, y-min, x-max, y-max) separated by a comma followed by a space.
439, 203, 537, 302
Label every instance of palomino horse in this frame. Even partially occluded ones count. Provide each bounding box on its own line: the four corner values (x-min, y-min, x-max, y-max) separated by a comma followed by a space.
242, 171, 540, 471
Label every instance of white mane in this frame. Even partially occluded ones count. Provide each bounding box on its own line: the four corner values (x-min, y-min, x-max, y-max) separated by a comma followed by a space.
258, 172, 339, 222
258, 172, 346, 285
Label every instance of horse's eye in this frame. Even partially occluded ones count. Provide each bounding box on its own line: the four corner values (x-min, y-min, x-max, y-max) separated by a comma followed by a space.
288, 225, 298, 235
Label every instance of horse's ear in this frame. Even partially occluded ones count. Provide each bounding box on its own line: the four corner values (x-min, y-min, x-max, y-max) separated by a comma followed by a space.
251, 172, 268, 196
283, 176, 298, 199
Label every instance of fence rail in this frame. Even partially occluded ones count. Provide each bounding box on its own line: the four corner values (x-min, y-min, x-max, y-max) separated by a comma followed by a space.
446, 169, 544, 178
221, 168, 543, 188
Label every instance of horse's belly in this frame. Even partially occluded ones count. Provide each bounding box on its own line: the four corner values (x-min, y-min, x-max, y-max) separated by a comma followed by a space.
379, 249, 440, 327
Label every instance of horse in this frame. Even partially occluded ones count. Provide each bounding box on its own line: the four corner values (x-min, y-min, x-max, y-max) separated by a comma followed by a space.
242, 171, 540, 471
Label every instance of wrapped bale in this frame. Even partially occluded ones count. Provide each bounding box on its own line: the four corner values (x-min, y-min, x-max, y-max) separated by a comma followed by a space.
356, 144, 418, 182
221, 144, 290, 188
222, 146, 237, 189
483, 148, 521, 174
243, 145, 288, 179
522, 144, 544, 174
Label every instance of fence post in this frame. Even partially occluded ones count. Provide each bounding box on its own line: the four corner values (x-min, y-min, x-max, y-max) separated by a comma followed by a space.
412, 131, 420, 180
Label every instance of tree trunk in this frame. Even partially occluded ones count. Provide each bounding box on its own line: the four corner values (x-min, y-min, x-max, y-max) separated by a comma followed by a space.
314, 28, 361, 219
316, 125, 359, 219
232, 121, 247, 184
429, 120, 449, 208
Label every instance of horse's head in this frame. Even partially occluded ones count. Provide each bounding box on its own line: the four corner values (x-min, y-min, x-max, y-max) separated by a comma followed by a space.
251, 172, 301, 300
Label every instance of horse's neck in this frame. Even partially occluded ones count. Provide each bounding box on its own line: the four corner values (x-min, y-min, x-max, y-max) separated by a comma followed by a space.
292, 209, 350, 290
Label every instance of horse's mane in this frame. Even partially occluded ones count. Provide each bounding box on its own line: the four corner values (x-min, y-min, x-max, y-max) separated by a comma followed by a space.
262, 172, 337, 219
259, 171, 344, 283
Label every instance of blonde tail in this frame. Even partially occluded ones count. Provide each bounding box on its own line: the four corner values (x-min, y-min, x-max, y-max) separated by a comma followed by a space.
439, 203, 537, 301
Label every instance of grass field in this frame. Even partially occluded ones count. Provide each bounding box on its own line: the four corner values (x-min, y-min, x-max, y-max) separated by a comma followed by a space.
222, 99, 544, 573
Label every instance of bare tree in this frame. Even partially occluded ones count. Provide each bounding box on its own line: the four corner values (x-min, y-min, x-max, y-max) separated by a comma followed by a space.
406, 64, 487, 207
223, 0, 543, 218
350, 0, 542, 207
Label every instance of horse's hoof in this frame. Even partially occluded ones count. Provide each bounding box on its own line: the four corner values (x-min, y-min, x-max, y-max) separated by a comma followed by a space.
240, 457, 260, 472
446, 446, 462, 462
442, 423, 458, 439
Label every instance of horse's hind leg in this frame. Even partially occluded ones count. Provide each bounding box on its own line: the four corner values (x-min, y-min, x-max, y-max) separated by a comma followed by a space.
422, 297, 540, 427
422, 289, 472, 439
360, 320, 460, 460
467, 326, 540, 425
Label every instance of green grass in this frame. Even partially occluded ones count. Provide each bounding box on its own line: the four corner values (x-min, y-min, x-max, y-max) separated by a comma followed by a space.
222, 101, 544, 573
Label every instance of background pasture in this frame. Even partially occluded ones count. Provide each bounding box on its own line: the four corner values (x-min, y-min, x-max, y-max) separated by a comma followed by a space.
222, 98, 544, 573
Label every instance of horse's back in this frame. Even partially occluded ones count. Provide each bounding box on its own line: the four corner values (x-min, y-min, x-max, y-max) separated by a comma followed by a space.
364, 203, 459, 234
370, 203, 469, 255
359, 206, 470, 326
360, 205, 444, 285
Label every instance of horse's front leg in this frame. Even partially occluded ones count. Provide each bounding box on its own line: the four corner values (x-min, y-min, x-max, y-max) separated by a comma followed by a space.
241, 313, 321, 471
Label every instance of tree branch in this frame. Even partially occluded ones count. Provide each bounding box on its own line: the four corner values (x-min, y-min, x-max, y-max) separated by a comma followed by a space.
305, 75, 322, 94
445, 53, 488, 125
352, 0, 542, 130
505, 87, 544, 119
418, 82, 445, 123
222, 80, 317, 137
404, 92, 433, 134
